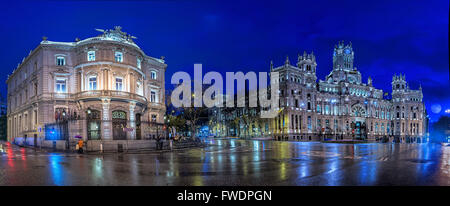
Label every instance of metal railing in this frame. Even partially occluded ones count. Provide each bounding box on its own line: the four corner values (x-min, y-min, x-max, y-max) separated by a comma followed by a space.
40, 90, 149, 104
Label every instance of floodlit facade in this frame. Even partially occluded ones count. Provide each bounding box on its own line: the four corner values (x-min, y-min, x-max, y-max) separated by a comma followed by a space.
210, 41, 429, 143
7, 26, 166, 150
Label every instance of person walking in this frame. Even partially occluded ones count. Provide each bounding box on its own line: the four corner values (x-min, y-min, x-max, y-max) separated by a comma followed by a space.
77, 139, 84, 154
155, 136, 161, 150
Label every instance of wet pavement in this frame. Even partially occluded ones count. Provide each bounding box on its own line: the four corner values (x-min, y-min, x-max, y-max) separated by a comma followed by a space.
0, 139, 449, 186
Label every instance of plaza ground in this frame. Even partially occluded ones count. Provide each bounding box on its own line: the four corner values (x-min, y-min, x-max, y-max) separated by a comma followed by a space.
0, 139, 449, 186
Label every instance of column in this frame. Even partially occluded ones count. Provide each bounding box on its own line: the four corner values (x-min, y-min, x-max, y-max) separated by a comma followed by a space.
80, 69, 84, 91
129, 73, 135, 94
129, 101, 136, 140
101, 98, 112, 140
102, 68, 108, 91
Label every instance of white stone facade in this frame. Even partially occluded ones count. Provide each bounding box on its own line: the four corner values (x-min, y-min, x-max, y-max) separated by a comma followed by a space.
210, 41, 429, 143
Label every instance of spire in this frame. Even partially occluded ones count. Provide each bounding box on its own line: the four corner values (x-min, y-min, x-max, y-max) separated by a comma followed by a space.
285, 56, 290, 65
270, 60, 273, 70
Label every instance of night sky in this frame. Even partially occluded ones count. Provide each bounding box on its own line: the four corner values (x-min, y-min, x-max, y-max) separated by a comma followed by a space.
0, 0, 448, 122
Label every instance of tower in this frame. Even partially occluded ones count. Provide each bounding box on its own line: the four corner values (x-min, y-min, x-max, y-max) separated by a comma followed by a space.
297, 51, 317, 74
326, 41, 361, 84
392, 73, 407, 92
333, 40, 354, 71
297, 51, 317, 86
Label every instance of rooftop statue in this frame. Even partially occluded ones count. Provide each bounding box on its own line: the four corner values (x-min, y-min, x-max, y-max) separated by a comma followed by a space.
95, 26, 137, 44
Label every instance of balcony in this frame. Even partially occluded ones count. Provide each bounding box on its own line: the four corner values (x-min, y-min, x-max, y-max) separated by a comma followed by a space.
71, 90, 147, 105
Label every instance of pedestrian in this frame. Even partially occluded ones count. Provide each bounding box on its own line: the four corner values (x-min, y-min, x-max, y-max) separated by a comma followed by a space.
77, 139, 84, 154
155, 136, 160, 150
159, 135, 164, 150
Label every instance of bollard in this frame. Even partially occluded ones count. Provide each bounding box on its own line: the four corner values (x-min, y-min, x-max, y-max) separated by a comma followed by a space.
100, 143, 103, 153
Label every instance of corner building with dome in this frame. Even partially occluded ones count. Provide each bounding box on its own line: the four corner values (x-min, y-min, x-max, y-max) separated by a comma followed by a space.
7, 27, 166, 151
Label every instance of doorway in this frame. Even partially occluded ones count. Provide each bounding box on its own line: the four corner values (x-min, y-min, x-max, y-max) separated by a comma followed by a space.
112, 110, 127, 140
87, 110, 101, 140
355, 121, 367, 140
136, 114, 142, 140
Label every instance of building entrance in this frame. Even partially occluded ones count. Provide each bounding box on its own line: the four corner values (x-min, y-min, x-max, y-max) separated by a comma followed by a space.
87, 109, 101, 140
354, 121, 367, 140
112, 110, 127, 140
136, 114, 142, 140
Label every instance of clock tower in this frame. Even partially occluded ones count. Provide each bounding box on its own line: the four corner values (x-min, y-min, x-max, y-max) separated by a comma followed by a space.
326, 41, 361, 84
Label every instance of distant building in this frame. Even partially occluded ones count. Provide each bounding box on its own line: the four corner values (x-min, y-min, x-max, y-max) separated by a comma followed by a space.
7, 26, 166, 150
0, 97, 7, 140
209, 41, 429, 143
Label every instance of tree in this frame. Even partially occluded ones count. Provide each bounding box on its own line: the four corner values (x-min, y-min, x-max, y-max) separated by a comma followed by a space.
166, 88, 208, 138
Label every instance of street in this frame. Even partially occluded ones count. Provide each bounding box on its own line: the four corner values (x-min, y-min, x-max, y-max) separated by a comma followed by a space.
0, 139, 449, 186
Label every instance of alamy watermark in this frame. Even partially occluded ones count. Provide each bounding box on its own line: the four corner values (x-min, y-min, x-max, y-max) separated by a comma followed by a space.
170, 64, 280, 118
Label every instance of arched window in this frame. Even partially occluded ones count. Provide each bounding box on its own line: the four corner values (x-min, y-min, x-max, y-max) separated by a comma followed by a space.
151, 71, 157, 79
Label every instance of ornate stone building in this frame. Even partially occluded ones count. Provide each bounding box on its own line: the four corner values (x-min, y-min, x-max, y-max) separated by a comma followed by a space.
210, 41, 428, 143
7, 27, 166, 150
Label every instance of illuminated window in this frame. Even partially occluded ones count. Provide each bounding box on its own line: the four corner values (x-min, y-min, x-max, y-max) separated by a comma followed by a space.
87, 51, 95, 61
115, 77, 123, 91
137, 57, 142, 69
307, 116, 311, 130
56, 56, 65, 66
150, 91, 156, 102
151, 71, 157, 79
115, 51, 123, 62
55, 78, 67, 93
89, 76, 97, 90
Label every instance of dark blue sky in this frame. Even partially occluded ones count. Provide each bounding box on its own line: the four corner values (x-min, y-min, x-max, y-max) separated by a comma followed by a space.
1, 0, 448, 122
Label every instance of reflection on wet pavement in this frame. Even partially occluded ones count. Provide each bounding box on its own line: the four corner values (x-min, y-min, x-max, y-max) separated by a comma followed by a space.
0, 140, 449, 186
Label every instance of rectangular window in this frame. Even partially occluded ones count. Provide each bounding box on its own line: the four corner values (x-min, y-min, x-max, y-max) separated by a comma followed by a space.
88, 51, 95, 61
89, 77, 97, 90
34, 83, 38, 96
150, 91, 156, 102
151, 114, 157, 122
137, 57, 142, 69
55, 79, 67, 93
307, 116, 311, 130
115, 77, 123, 91
151, 71, 157, 79
34, 110, 37, 125
115, 51, 123, 62
56, 56, 65, 66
